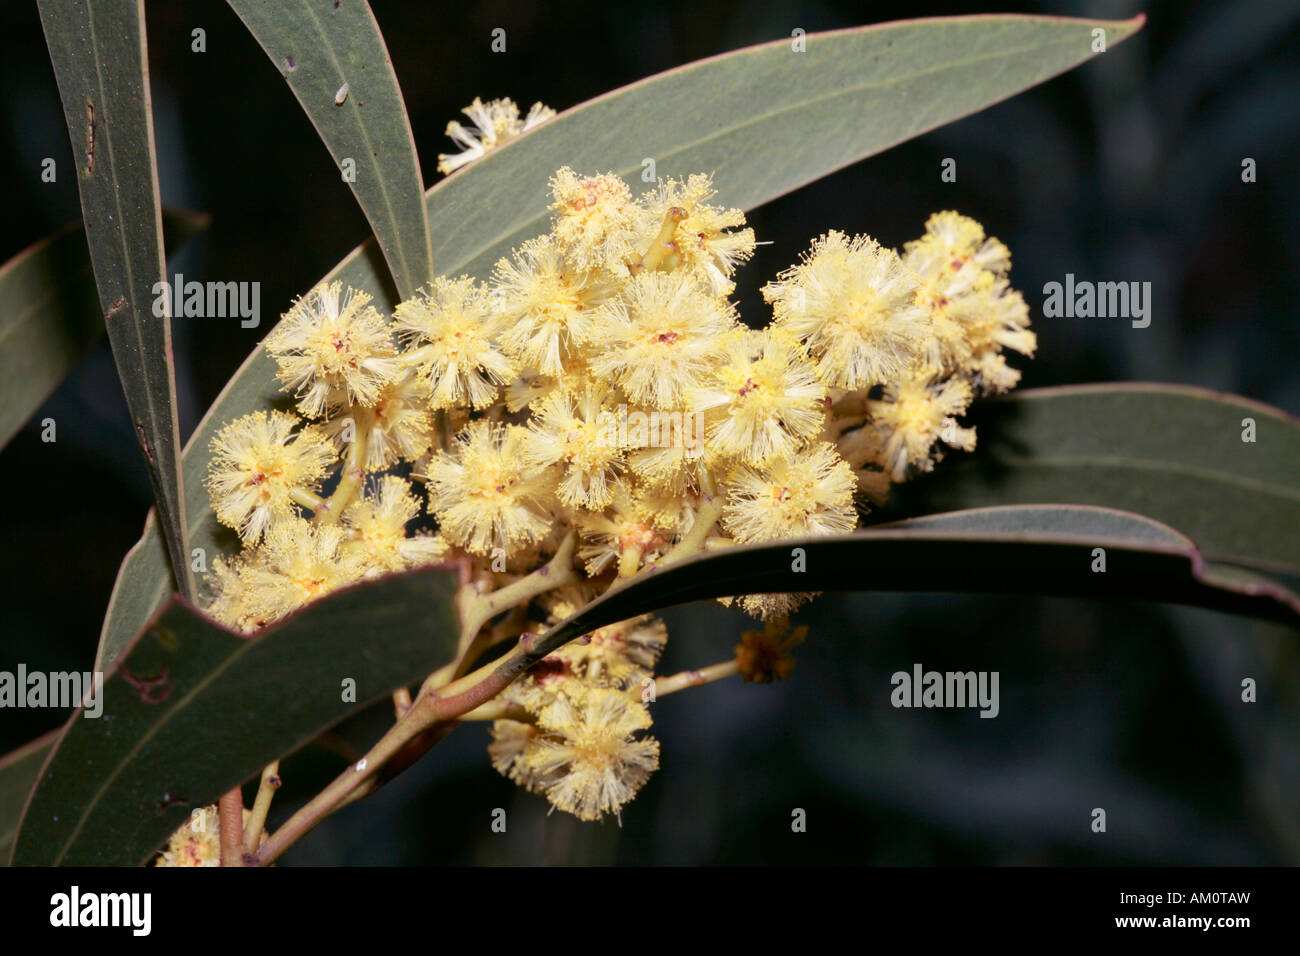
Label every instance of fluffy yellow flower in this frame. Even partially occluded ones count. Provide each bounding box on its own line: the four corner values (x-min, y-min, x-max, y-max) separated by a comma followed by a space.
903, 212, 1032, 383
576, 483, 671, 576
206, 554, 256, 631
423, 421, 553, 557
344, 476, 447, 574
155, 806, 264, 866
155, 806, 221, 866
589, 272, 734, 407
521, 387, 625, 509
693, 328, 826, 466
393, 276, 515, 410
264, 282, 400, 418
959, 283, 1036, 395
491, 235, 614, 377
237, 518, 367, 624
868, 373, 977, 481
554, 615, 668, 688
527, 687, 660, 822
206, 410, 336, 543
722, 442, 857, 544
324, 372, 434, 472
764, 231, 929, 389
436, 97, 554, 175
549, 168, 638, 268
636, 173, 756, 295
488, 720, 555, 793
904, 210, 1011, 279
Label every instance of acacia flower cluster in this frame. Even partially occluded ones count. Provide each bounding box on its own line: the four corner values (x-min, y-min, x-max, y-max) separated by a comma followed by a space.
198, 151, 1033, 824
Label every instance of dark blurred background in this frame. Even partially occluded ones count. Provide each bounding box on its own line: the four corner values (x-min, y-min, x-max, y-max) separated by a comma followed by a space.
2, 0, 1298, 864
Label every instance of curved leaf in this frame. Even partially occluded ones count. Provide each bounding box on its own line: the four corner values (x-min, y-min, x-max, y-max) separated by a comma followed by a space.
0, 731, 59, 866
533, 505, 1300, 659
98, 13, 1144, 667
430, 12, 1142, 284
890, 384, 1300, 576
37, 0, 193, 597
11, 567, 459, 867
0, 209, 209, 450
226, 0, 433, 297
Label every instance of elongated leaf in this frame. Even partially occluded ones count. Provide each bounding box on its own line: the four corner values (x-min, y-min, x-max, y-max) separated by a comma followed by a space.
98, 14, 1145, 667
11, 567, 459, 867
890, 384, 1300, 576
38, 0, 193, 597
0, 731, 59, 866
0, 210, 209, 450
535, 506, 1300, 659
226, 0, 433, 298
431, 12, 1143, 285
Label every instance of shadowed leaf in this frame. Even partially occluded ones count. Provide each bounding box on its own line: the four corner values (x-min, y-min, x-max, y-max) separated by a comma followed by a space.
533, 505, 1299, 661
0, 209, 209, 450
0, 731, 59, 866
11, 567, 459, 867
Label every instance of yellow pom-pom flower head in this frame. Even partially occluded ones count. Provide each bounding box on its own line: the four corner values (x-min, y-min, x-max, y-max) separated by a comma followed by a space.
205, 410, 336, 544
527, 687, 660, 822
436, 97, 554, 175
589, 271, 734, 407
491, 235, 615, 377
636, 173, 756, 295
763, 231, 929, 390
722, 442, 858, 544
394, 276, 515, 410
868, 373, 976, 481
694, 328, 827, 466
423, 421, 553, 557
264, 281, 400, 419
549, 167, 638, 269
323, 372, 434, 472
344, 476, 447, 574
521, 386, 626, 510
236, 518, 368, 625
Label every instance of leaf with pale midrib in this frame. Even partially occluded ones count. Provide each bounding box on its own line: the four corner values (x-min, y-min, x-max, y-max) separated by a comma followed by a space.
226, 0, 433, 298
0, 731, 58, 867
37, 0, 193, 598
889, 384, 1300, 577
11, 568, 459, 867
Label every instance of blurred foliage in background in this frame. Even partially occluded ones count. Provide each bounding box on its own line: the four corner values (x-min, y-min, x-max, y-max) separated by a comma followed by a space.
1, 0, 1297, 863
